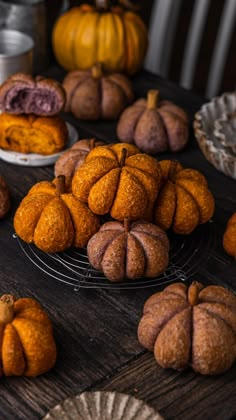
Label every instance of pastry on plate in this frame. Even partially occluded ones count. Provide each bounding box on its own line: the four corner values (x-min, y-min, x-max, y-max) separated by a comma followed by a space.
0, 113, 68, 155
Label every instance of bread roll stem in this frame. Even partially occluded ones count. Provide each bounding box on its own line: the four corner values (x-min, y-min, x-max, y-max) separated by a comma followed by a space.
168, 161, 179, 181
147, 90, 159, 109
89, 138, 96, 149
120, 148, 127, 167
91, 63, 103, 79
124, 218, 130, 233
188, 281, 204, 306
55, 175, 66, 196
0, 295, 15, 323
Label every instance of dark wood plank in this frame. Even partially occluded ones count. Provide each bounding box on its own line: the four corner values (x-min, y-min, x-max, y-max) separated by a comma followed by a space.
0, 275, 143, 418
93, 352, 236, 420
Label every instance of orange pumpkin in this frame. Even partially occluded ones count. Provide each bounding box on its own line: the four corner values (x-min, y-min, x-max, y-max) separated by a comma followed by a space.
14, 176, 100, 253
52, 1, 148, 75
223, 213, 236, 257
0, 294, 56, 377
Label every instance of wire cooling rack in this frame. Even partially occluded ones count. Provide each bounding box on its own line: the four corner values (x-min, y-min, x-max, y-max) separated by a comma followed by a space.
14, 220, 216, 290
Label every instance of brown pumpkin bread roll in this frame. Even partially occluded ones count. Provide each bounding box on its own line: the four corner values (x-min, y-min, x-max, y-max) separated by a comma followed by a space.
63, 63, 134, 120
138, 281, 236, 375
54, 138, 105, 187
87, 219, 169, 282
117, 90, 189, 154
0, 73, 66, 116
0, 113, 68, 155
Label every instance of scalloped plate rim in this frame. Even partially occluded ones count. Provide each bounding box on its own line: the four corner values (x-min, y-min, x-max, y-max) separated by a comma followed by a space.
213, 112, 236, 153
42, 391, 164, 420
193, 91, 236, 179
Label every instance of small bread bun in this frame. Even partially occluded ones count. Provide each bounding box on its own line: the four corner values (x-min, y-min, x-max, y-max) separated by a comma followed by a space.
0, 113, 68, 155
0, 73, 66, 116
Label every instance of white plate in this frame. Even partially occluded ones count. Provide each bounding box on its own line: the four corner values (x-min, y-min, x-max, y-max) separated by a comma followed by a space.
0, 122, 78, 167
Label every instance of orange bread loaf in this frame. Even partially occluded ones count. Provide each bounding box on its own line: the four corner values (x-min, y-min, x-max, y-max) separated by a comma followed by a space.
0, 113, 68, 155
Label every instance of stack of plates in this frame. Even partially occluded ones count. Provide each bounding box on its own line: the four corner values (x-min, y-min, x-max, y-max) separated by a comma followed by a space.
193, 92, 236, 180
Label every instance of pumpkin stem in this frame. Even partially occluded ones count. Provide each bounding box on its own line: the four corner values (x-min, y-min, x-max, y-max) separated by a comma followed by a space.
120, 148, 127, 167
124, 218, 130, 233
147, 90, 159, 109
0, 295, 15, 323
91, 63, 103, 79
96, 0, 110, 11
188, 281, 204, 306
168, 160, 179, 181
89, 138, 96, 149
55, 175, 66, 196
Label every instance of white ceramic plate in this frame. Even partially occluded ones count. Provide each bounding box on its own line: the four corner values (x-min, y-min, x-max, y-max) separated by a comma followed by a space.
0, 122, 78, 167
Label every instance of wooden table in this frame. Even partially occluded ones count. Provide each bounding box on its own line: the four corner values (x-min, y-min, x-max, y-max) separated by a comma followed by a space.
0, 66, 235, 420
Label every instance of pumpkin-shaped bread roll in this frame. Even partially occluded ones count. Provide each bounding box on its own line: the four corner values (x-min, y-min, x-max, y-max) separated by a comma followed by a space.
138, 281, 236, 375
72, 143, 162, 221
87, 219, 169, 282
0, 294, 57, 377
14, 176, 100, 253
154, 160, 215, 234
117, 90, 189, 154
63, 63, 134, 120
